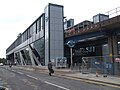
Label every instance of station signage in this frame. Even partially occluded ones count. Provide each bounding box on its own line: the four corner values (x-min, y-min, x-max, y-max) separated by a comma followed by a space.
67, 40, 75, 48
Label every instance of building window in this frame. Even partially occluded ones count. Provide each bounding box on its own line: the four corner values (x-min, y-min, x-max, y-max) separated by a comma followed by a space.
37, 18, 41, 32
29, 26, 33, 38
33, 23, 36, 34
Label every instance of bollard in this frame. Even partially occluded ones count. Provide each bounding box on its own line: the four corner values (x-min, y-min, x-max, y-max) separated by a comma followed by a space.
96, 70, 99, 77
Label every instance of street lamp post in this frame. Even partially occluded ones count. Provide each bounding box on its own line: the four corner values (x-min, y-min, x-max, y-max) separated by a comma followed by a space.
67, 40, 76, 70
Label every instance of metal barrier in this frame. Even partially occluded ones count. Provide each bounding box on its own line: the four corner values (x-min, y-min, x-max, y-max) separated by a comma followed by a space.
81, 56, 120, 76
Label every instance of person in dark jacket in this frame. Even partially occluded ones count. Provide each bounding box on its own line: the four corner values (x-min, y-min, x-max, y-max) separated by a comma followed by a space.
48, 61, 54, 76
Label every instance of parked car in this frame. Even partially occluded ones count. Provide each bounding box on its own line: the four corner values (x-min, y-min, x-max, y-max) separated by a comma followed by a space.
0, 63, 4, 66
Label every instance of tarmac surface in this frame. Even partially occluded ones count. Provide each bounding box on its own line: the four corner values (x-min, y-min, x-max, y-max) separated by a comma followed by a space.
13, 65, 120, 87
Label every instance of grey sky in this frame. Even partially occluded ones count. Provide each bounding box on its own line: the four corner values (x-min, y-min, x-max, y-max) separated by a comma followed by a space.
0, 0, 120, 58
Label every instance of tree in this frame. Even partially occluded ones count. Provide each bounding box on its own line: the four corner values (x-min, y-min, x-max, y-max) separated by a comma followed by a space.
0, 58, 6, 64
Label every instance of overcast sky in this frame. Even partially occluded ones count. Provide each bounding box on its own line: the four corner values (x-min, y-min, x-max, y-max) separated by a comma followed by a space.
0, 0, 120, 58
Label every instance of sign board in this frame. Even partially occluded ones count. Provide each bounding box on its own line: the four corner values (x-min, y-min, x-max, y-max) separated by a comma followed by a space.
95, 61, 100, 64
67, 40, 75, 48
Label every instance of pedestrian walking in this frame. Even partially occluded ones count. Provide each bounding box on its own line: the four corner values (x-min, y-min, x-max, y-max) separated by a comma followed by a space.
48, 61, 54, 76
9, 62, 12, 68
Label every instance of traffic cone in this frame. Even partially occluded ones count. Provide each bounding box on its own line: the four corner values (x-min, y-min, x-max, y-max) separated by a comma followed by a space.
96, 70, 98, 77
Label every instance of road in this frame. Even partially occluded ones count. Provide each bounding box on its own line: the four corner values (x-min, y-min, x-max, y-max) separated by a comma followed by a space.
0, 66, 119, 90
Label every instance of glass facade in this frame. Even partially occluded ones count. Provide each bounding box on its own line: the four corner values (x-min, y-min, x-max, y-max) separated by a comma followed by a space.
6, 3, 64, 66
6, 13, 45, 66
6, 14, 45, 54
33, 38, 45, 65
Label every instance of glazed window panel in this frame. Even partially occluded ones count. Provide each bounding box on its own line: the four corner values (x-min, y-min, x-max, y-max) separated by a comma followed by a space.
29, 26, 33, 38
26, 29, 29, 39
37, 18, 41, 32
28, 28, 30, 38
33, 23, 36, 34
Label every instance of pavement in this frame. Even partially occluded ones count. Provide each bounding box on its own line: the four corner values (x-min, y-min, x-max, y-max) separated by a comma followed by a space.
13, 65, 120, 87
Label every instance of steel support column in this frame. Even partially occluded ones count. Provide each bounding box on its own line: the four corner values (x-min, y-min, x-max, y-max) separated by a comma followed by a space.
28, 46, 36, 66
112, 35, 120, 75
108, 34, 119, 75
19, 51, 26, 65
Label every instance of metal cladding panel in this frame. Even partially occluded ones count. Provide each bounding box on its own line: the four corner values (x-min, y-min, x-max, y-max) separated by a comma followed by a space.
49, 4, 64, 60
44, 5, 49, 65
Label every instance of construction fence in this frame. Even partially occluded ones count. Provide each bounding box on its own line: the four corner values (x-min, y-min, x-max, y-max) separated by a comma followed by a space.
71, 55, 120, 76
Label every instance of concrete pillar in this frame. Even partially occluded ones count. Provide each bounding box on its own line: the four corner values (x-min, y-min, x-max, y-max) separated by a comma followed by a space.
112, 35, 120, 75
108, 36, 114, 74
108, 34, 120, 75
108, 36, 113, 58
112, 35, 118, 55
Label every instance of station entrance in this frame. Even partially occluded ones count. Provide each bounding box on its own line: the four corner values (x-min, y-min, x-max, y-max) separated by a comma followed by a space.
65, 33, 120, 76
65, 37, 108, 69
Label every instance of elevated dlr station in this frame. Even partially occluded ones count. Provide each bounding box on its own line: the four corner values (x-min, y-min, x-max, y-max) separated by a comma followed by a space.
6, 4, 120, 76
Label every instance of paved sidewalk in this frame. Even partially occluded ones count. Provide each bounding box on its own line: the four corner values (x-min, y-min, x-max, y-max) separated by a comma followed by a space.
53, 68, 120, 86
65, 73, 120, 86
14, 66, 120, 86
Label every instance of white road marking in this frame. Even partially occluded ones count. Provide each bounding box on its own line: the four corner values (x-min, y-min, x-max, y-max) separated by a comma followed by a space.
26, 75, 38, 80
44, 81, 70, 90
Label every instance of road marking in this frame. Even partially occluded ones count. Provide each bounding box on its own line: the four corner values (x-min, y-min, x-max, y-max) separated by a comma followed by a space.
17, 71, 24, 75
26, 75, 38, 80
44, 81, 70, 90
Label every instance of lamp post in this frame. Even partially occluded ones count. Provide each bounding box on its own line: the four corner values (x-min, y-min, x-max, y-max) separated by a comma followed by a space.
67, 40, 76, 70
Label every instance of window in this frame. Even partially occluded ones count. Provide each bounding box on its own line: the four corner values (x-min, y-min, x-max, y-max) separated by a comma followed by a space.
33, 23, 36, 34
29, 26, 33, 38
37, 18, 41, 32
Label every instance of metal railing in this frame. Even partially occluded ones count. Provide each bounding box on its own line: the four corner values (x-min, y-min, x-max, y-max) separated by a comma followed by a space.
81, 55, 120, 76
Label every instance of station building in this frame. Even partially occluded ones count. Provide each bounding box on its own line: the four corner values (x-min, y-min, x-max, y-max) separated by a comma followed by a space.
6, 3, 64, 66
6, 4, 120, 75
